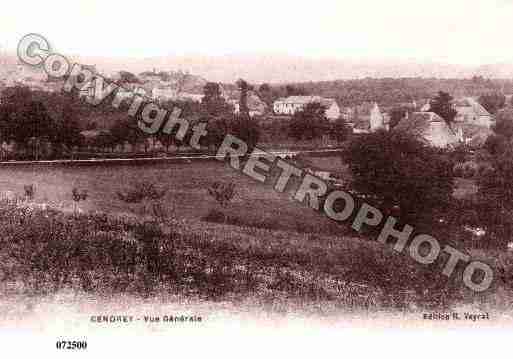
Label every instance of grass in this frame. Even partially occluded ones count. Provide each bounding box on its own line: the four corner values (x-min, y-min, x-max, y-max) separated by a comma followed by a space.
0, 159, 511, 314
0, 161, 350, 236
0, 200, 493, 312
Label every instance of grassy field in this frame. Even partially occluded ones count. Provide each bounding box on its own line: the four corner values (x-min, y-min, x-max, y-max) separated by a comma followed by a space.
0, 158, 510, 316
0, 159, 354, 236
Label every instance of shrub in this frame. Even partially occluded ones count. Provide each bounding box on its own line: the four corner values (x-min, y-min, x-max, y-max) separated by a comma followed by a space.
207, 182, 236, 208
116, 182, 169, 220
459, 161, 479, 179
116, 182, 167, 204
453, 163, 465, 178
24, 184, 35, 200
202, 209, 226, 223
71, 187, 88, 215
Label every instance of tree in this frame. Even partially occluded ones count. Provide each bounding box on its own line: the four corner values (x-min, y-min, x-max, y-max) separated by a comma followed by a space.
475, 141, 513, 247
257, 83, 275, 109
156, 132, 176, 153
492, 108, 513, 140
478, 92, 506, 115
428, 91, 458, 128
230, 115, 260, 151
328, 118, 351, 144
50, 102, 83, 154
389, 106, 409, 129
478, 144, 513, 209
203, 118, 229, 150
285, 85, 308, 97
343, 130, 454, 221
118, 71, 140, 84
289, 102, 329, 141
110, 118, 145, 152
201, 82, 232, 117
94, 131, 116, 152
484, 134, 508, 157
236, 78, 253, 119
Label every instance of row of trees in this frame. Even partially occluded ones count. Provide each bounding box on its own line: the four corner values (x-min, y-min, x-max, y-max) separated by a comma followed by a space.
287, 102, 350, 143
0, 86, 83, 159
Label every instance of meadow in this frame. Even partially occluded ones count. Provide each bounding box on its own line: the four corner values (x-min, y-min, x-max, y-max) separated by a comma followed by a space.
0, 157, 510, 317
0, 157, 353, 235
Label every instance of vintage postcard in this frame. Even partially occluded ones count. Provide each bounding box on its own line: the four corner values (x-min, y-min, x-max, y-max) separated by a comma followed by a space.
1, 0, 512, 357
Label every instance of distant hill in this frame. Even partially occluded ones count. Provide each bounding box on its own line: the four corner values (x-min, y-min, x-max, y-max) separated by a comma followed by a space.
3, 52, 513, 84
3, 52, 513, 108
70, 54, 478, 83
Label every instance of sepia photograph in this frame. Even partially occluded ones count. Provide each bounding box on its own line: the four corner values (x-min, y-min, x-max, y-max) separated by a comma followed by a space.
1, 0, 513, 357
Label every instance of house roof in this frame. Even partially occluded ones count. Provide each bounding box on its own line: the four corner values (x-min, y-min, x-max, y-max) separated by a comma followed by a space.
275, 96, 324, 104
395, 112, 445, 135
349, 102, 386, 129
453, 97, 491, 117
320, 98, 338, 108
395, 111, 461, 148
421, 97, 492, 118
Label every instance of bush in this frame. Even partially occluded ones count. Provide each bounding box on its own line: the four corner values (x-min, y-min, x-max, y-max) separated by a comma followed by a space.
116, 182, 169, 220
116, 182, 167, 203
343, 130, 454, 222
24, 184, 35, 200
202, 209, 226, 223
207, 182, 236, 208
457, 161, 478, 179
453, 163, 465, 178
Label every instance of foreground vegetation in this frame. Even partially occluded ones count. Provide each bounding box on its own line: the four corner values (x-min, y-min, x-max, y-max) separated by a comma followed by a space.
0, 199, 502, 312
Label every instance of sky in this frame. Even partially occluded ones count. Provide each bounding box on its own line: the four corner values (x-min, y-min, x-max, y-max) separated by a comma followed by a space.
1, 0, 513, 66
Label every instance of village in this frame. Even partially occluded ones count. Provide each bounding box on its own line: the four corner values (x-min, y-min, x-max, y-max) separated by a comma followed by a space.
0, 58, 505, 156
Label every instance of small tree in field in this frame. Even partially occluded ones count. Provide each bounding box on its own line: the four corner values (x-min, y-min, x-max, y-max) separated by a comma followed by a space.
116, 182, 169, 220
342, 130, 454, 222
208, 182, 236, 208
71, 187, 88, 216
24, 184, 35, 201
207, 182, 236, 223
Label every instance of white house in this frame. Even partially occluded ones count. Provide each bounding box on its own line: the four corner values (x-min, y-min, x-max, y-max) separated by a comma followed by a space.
395, 112, 460, 148
452, 97, 493, 128
369, 102, 387, 131
421, 97, 493, 128
273, 96, 341, 120
152, 86, 178, 101
420, 97, 494, 144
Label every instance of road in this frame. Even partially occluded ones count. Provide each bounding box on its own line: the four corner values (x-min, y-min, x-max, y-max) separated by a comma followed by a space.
0, 148, 343, 166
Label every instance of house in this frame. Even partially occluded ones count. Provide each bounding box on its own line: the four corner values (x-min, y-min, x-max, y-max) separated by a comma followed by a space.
420, 97, 494, 144
320, 98, 341, 120
74, 64, 97, 99
452, 97, 493, 128
394, 112, 460, 148
178, 92, 204, 102
152, 86, 178, 101
273, 96, 341, 120
421, 97, 493, 128
349, 102, 389, 133
230, 91, 267, 117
